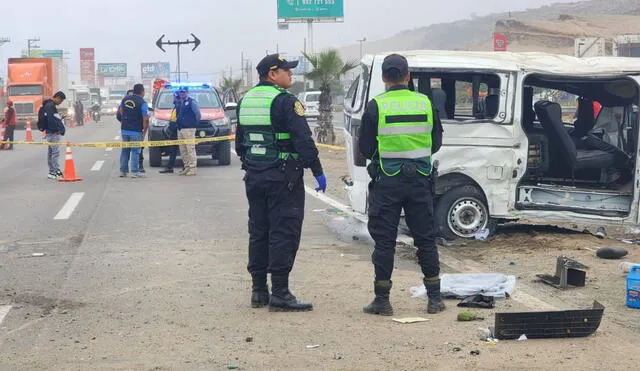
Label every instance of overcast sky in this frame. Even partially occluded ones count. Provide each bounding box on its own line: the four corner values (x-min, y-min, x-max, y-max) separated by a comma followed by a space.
0, 0, 575, 84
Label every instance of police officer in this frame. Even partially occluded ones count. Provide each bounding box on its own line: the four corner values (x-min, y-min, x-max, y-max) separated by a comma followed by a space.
118, 84, 149, 178
358, 54, 445, 316
236, 54, 327, 312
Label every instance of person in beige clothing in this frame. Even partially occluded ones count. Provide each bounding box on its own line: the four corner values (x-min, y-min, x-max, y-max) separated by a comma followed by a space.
175, 87, 200, 175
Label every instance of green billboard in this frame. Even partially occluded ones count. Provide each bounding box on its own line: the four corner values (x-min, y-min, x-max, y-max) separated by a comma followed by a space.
97, 63, 127, 78
277, 0, 344, 21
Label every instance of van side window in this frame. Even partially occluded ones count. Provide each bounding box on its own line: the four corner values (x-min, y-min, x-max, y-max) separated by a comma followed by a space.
345, 76, 360, 112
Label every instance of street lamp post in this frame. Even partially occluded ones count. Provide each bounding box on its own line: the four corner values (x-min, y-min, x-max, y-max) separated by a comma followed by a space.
357, 37, 367, 60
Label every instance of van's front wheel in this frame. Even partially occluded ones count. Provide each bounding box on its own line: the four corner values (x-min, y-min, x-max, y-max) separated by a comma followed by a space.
435, 186, 495, 240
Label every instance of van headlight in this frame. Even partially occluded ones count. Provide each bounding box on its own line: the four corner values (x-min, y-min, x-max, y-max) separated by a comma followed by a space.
212, 117, 229, 127
151, 117, 169, 127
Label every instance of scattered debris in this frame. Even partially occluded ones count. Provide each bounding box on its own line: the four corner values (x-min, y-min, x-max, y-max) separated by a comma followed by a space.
494, 301, 604, 340
627, 266, 640, 309
536, 255, 587, 290
470, 350, 481, 356
509, 260, 516, 265
596, 247, 629, 259
474, 228, 490, 240
517, 334, 528, 341
392, 317, 430, 324
227, 366, 238, 370
458, 295, 495, 309
457, 311, 484, 321
619, 262, 640, 274
31, 253, 46, 257
476, 327, 492, 340
620, 238, 640, 245
452, 347, 462, 352
306, 344, 320, 349
594, 227, 606, 239
245, 337, 253, 342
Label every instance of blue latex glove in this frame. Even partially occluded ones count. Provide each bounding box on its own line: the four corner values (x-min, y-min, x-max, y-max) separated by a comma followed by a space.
315, 174, 327, 193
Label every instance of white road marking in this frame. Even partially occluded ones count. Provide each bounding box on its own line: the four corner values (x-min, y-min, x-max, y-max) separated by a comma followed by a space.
105, 147, 113, 152
90, 160, 104, 171
114, 135, 120, 140
54, 192, 85, 220
0, 305, 12, 325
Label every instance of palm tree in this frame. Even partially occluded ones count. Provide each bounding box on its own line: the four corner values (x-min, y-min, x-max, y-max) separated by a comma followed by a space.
303, 49, 357, 144
220, 77, 243, 93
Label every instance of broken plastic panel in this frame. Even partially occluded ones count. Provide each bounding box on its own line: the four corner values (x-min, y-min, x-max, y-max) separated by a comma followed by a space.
536, 255, 587, 289
494, 301, 604, 340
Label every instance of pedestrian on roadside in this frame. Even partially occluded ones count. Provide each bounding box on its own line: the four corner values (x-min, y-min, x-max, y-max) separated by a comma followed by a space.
358, 54, 445, 316
38, 91, 67, 179
236, 54, 327, 312
159, 91, 181, 174
129, 88, 147, 174
175, 86, 200, 176
2, 100, 16, 150
118, 84, 149, 178
74, 100, 84, 126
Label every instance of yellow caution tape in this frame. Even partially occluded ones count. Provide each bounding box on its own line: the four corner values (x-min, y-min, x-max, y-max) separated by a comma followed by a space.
0, 136, 235, 148
316, 143, 346, 150
0, 135, 348, 150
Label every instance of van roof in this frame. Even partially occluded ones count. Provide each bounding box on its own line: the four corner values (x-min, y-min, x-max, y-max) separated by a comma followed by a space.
367, 50, 640, 76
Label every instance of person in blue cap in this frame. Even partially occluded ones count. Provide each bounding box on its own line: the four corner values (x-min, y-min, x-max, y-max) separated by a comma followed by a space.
236, 54, 326, 312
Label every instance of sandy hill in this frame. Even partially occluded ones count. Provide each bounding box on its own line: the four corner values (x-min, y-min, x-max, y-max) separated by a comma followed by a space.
338, 0, 640, 59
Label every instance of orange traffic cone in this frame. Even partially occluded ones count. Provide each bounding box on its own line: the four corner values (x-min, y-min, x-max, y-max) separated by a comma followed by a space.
0, 123, 6, 150
25, 120, 33, 142
58, 143, 83, 182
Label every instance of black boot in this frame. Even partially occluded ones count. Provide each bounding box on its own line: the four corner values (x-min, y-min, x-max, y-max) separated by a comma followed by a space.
363, 280, 393, 316
269, 275, 313, 312
424, 277, 446, 314
251, 274, 270, 308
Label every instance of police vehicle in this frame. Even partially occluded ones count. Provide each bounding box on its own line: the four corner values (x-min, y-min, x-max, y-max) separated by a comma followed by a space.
148, 82, 233, 167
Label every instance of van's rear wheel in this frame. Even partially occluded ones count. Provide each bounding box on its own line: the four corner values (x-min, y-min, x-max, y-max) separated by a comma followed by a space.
435, 185, 495, 240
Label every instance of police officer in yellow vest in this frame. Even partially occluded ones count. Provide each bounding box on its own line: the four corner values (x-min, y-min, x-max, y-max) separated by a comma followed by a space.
236, 54, 326, 312
359, 54, 445, 316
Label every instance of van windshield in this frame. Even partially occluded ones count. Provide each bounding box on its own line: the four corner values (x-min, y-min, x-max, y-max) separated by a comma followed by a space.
305, 94, 320, 102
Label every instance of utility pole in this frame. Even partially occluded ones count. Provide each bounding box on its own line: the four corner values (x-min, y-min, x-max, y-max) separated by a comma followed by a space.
307, 20, 314, 55
27, 37, 40, 57
357, 37, 367, 60
155, 33, 201, 83
241, 52, 244, 87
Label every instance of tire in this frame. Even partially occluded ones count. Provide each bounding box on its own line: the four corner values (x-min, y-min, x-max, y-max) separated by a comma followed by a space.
149, 147, 162, 167
217, 140, 231, 166
434, 185, 495, 240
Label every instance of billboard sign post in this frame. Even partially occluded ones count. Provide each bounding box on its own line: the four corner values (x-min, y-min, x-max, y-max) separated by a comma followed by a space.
97, 63, 128, 78
80, 48, 95, 85
141, 62, 171, 79
276, 0, 344, 55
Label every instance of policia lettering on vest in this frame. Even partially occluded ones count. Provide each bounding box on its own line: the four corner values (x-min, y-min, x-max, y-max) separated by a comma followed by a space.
235, 54, 327, 312
358, 54, 445, 316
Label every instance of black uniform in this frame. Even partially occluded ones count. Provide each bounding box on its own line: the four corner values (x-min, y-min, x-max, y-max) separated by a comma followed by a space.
236, 81, 323, 277
358, 85, 444, 281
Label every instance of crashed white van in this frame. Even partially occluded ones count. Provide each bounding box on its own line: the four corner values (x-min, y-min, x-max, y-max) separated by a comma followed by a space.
343, 50, 640, 240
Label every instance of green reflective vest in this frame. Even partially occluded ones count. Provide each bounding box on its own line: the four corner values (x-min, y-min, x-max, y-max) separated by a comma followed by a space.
238, 85, 298, 164
375, 89, 434, 176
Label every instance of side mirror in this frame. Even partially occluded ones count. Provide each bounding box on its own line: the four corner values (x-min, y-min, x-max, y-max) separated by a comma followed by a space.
224, 102, 237, 111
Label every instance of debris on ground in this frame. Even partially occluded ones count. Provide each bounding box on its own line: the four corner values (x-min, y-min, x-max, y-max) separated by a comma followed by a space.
411, 273, 515, 299
457, 311, 484, 321
306, 344, 320, 349
619, 262, 640, 274
517, 334, 528, 341
536, 255, 587, 290
493, 301, 604, 340
392, 317, 430, 324
470, 350, 481, 356
596, 247, 629, 259
457, 294, 495, 309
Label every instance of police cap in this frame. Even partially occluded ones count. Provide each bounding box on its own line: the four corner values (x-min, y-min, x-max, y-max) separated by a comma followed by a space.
256, 54, 299, 77
382, 54, 409, 76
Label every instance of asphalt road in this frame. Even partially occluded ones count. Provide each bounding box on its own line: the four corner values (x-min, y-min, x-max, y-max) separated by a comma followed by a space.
0, 116, 339, 368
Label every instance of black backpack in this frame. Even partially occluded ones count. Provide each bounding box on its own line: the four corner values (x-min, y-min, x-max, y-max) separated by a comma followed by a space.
37, 104, 47, 131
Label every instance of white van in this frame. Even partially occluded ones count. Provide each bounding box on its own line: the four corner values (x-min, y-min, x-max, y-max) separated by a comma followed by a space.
344, 50, 640, 239
298, 91, 321, 119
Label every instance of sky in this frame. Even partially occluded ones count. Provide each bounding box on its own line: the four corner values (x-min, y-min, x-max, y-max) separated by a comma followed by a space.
0, 0, 577, 85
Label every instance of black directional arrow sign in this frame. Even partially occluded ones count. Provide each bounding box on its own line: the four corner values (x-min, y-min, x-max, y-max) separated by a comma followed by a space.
155, 33, 202, 82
